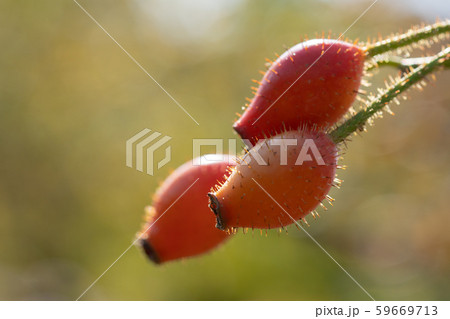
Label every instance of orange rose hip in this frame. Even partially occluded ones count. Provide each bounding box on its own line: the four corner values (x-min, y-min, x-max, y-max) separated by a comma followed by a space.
209, 130, 338, 230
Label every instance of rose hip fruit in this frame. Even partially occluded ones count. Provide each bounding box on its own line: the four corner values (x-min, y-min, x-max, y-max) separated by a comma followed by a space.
138, 155, 235, 264
234, 39, 365, 146
208, 130, 338, 230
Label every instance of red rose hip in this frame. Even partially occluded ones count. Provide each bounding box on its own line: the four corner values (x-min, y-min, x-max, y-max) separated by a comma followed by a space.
234, 39, 365, 145
138, 155, 235, 264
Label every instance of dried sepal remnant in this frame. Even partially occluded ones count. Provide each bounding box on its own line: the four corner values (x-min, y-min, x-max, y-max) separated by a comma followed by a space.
209, 129, 338, 231
234, 39, 365, 146
138, 155, 235, 264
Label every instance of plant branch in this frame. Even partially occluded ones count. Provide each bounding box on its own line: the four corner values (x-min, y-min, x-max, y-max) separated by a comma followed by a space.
366, 55, 450, 71
330, 47, 450, 144
364, 20, 450, 57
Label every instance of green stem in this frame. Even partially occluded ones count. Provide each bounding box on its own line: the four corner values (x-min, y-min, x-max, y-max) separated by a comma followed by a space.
365, 20, 450, 57
367, 56, 450, 71
366, 56, 428, 71
330, 47, 450, 144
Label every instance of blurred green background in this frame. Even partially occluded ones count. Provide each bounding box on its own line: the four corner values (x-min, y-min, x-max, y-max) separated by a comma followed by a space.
0, 0, 449, 300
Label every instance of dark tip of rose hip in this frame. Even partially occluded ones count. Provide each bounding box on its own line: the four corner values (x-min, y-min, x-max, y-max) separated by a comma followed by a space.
207, 193, 226, 231
139, 239, 161, 265
233, 122, 245, 139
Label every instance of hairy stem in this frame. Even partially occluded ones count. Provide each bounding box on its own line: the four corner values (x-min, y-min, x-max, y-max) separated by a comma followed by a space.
366, 55, 450, 71
365, 20, 450, 57
330, 47, 450, 144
